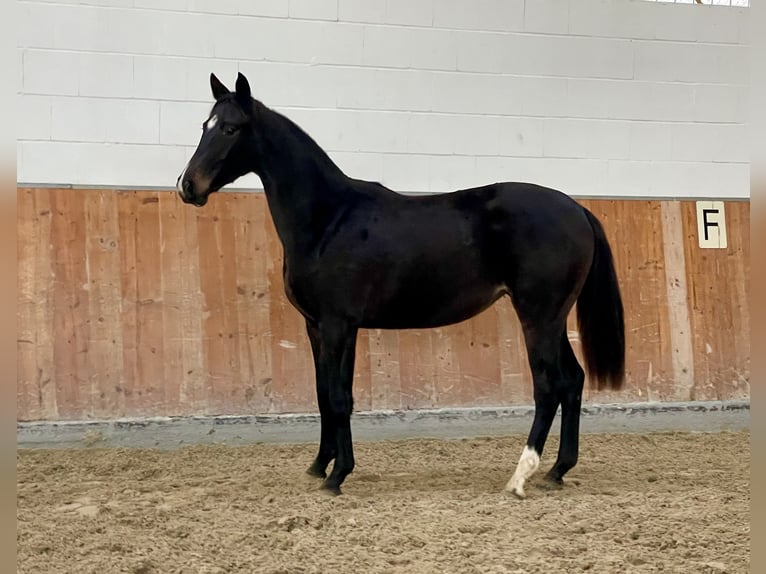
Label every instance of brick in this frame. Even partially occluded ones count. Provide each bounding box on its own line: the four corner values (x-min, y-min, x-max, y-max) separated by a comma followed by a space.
430, 73, 524, 115
405, 114, 457, 155
384, 0, 434, 27
605, 160, 655, 197
237, 0, 289, 17
80, 143, 188, 187
537, 158, 609, 196
457, 32, 632, 79
134, 0, 189, 10
278, 21, 365, 66
694, 5, 744, 44
339, 110, 409, 153
524, 0, 569, 34
433, 0, 524, 32
329, 151, 385, 183
694, 84, 748, 124
289, 0, 338, 21
363, 26, 457, 71
652, 3, 697, 42
628, 122, 673, 161
541, 118, 630, 160
382, 153, 431, 192
494, 118, 545, 158
133, 56, 188, 101
334, 68, 434, 112
78, 53, 134, 98
339, 0, 433, 27
670, 123, 748, 164
448, 115, 504, 157
23, 50, 79, 96
338, 0, 386, 24
521, 77, 569, 118
187, 0, 242, 15
82, 0, 134, 7
238, 62, 338, 109
569, 0, 656, 40
475, 156, 548, 187
606, 81, 696, 122
52, 98, 160, 144
634, 42, 748, 85
160, 101, 212, 146
682, 161, 748, 198
427, 155, 479, 192
17, 95, 53, 141
17, 141, 80, 184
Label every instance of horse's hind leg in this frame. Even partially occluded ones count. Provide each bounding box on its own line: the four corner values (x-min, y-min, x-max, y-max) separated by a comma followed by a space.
545, 332, 585, 485
505, 320, 566, 499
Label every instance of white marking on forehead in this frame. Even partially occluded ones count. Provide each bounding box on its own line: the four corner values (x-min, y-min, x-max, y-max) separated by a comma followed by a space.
176, 164, 188, 193
206, 114, 218, 130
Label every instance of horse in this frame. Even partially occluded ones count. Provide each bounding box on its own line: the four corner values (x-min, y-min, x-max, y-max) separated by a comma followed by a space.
176, 72, 625, 498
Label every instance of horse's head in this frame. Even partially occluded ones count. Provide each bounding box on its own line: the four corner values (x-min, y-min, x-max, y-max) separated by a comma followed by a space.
176, 72, 256, 207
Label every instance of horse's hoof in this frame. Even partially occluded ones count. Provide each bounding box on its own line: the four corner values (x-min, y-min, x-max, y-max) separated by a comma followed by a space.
306, 464, 327, 479
320, 482, 342, 497
542, 474, 564, 490
505, 485, 526, 499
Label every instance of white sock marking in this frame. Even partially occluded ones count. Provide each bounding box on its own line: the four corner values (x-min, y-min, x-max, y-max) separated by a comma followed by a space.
505, 445, 540, 498
206, 114, 218, 130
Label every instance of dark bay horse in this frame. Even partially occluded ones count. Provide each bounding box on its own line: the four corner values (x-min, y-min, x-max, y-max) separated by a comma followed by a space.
177, 73, 625, 497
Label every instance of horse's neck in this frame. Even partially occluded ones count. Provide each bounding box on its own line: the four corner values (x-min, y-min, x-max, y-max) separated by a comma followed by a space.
255, 109, 347, 256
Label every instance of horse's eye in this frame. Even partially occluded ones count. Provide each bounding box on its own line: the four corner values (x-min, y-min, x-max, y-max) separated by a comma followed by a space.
224, 125, 239, 136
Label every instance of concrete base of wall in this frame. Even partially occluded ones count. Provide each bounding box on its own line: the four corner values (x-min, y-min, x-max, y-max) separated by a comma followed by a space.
17, 400, 749, 450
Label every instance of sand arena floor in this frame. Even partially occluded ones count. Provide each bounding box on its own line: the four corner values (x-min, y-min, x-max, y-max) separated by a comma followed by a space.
17, 430, 749, 573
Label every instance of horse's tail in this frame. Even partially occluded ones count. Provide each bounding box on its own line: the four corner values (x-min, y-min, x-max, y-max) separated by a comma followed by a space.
576, 208, 625, 391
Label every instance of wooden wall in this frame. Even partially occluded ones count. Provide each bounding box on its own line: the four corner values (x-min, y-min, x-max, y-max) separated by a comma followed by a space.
17, 188, 750, 421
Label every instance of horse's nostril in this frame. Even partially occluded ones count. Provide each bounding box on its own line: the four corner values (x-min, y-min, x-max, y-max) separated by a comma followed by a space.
182, 179, 193, 196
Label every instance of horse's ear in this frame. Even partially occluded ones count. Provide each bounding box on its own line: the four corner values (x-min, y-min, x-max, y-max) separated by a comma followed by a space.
235, 72, 251, 101
210, 73, 229, 101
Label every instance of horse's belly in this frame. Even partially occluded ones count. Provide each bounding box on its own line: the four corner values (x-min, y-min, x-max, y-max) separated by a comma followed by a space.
360, 284, 506, 330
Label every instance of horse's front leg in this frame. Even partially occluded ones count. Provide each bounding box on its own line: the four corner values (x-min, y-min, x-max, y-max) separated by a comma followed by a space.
315, 319, 358, 495
305, 319, 336, 479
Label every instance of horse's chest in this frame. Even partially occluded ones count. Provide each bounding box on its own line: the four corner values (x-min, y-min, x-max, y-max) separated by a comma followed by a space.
282, 263, 318, 320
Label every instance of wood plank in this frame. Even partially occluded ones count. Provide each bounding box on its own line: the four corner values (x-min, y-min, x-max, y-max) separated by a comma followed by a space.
117, 192, 138, 415
17, 188, 38, 420
83, 190, 124, 417
33, 190, 57, 420
368, 329, 401, 411
452, 306, 503, 406
397, 329, 437, 409
682, 201, 750, 400
197, 195, 242, 413
133, 191, 166, 415
232, 193, 273, 414
158, 191, 205, 415
660, 201, 695, 401
49, 188, 91, 419
496, 297, 532, 405
353, 330, 373, 412
430, 326, 462, 407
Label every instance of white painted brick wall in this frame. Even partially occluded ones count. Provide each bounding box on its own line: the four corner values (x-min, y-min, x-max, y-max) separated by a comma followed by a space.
17, 0, 750, 198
